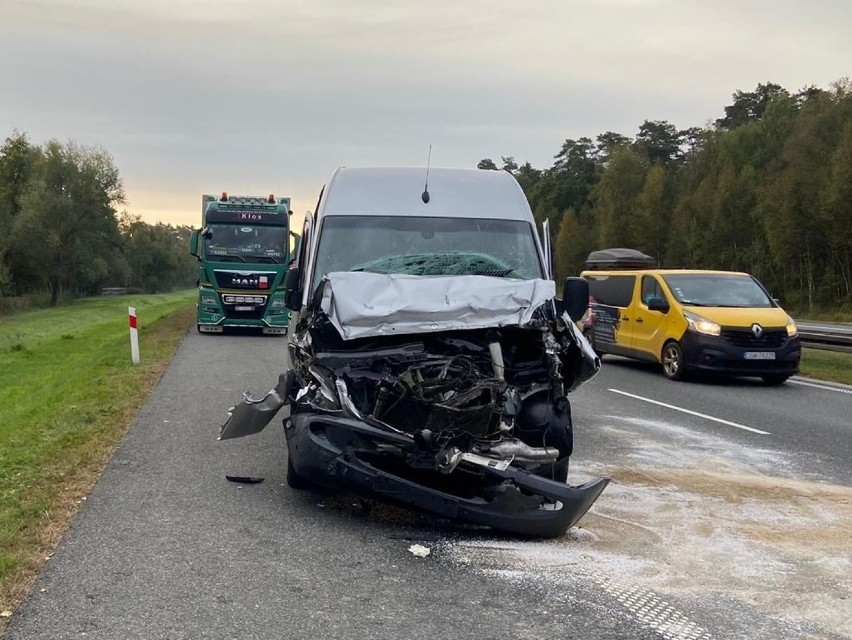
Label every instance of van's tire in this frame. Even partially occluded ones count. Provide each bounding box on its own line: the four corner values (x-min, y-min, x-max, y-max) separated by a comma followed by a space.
286, 454, 311, 490
761, 374, 790, 386
662, 341, 688, 381
550, 459, 570, 483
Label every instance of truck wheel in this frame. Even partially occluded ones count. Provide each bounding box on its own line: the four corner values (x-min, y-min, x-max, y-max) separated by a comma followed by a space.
662, 341, 687, 381
761, 374, 790, 386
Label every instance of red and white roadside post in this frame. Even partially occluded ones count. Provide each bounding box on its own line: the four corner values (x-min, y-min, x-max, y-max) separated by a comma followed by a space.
129, 306, 140, 364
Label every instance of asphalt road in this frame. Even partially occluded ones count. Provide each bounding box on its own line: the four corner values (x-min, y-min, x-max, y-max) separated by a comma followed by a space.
6, 334, 851, 639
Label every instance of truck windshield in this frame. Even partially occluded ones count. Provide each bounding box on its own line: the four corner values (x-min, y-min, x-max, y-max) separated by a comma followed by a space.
662, 274, 774, 308
204, 224, 287, 263
312, 216, 543, 290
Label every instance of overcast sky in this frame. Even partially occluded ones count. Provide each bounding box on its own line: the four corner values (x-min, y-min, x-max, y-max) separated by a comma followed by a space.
1, 0, 850, 226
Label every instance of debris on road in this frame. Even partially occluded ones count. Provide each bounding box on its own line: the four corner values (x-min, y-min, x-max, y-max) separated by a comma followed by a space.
225, 475, 265, 484
408, 544, 431, 558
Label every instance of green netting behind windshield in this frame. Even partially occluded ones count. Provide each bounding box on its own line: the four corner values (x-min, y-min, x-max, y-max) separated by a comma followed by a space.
352, 251, 515, 277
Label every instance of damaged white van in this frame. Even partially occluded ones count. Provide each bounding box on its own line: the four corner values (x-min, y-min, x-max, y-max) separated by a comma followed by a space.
220, 167, 608, 537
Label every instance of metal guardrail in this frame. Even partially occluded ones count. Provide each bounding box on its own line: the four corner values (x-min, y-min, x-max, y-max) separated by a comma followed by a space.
797, 322, 852, 354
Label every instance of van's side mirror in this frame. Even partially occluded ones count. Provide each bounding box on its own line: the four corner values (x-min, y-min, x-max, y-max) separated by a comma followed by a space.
562, 277, 590, 322
189, 230, 199, 257
284, 267, 302, 311
647, 297, 669, 313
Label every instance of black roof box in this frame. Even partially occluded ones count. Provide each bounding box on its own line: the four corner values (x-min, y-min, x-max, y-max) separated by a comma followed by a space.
585, 248, 656, 270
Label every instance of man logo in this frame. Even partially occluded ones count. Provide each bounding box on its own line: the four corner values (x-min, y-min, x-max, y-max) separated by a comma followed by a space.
751, 323, 763, 338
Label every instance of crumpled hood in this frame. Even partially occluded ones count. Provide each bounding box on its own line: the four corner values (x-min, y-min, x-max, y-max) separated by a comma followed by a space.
319, 271, 556, 340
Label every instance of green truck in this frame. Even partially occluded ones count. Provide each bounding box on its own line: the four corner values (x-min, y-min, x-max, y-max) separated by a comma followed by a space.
190, 192, 295, 335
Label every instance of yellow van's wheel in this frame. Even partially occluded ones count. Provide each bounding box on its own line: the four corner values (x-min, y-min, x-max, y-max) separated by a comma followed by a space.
662, 341, 687, 381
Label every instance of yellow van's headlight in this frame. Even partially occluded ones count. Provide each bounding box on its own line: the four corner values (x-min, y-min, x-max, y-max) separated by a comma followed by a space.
786, 316, 798, 337
684, 311, 721, 337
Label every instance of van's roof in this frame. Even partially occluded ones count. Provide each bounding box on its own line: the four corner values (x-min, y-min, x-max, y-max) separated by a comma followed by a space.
320, 167, 534, 221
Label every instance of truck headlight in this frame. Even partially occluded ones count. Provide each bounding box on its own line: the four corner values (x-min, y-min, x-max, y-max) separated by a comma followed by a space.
201, 294, 217, 305
684, 311, 721, 337
270, 298, 288, 308
786, 316, 798, 337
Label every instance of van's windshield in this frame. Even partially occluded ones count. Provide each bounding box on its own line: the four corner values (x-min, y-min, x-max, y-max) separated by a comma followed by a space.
312, 216, 543, 290
662, 274, 774, 308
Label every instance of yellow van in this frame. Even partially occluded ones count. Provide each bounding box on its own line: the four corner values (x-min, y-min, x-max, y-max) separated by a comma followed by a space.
580, 249, 801, 384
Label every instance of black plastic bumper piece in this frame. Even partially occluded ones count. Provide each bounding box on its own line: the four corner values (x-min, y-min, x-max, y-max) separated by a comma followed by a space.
286, 413, 609, 538
680, 332, 800, 377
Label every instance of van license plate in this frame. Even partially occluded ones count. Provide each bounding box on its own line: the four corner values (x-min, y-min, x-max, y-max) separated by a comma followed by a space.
744, 352, 775, 360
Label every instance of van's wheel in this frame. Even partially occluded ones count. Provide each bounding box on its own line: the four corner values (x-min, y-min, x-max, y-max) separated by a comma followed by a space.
761, 374, 790, 386
286, 453, 311, 490
662, 341, 687, 381
551, 459, 569, 483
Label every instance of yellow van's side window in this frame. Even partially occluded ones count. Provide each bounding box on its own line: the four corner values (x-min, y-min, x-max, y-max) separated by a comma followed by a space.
641, 276, 665, 306
587, 275, 635, 308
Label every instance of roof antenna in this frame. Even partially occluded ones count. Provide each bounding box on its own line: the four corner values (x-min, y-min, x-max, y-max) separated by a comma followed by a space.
421, 144, 432, 204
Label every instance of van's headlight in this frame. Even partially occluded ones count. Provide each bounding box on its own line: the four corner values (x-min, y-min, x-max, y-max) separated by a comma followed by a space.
684, 311, 721, 337
786, 316, 798, 337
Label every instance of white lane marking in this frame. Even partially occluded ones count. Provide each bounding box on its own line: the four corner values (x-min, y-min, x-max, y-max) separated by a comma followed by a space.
604, 580, 713, 640
789, 379, 852, 395
608, 389, 770, 435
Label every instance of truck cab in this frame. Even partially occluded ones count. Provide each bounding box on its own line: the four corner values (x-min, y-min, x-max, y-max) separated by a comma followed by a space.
190, 193, 295, 335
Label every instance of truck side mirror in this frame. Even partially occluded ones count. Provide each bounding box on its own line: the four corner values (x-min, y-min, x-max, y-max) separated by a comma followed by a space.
189, 230, 199, 257
562, 277, 590, 322
284, 267, 302, 311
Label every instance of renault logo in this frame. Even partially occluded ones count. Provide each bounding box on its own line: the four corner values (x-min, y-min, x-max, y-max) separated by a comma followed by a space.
751, 323, 763, 338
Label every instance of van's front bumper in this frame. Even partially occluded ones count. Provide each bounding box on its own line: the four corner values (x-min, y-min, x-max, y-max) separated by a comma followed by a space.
285, 412, 609, 538
680, 331, 801, 377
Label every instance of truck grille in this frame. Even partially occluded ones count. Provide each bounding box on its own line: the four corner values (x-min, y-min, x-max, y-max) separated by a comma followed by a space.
213, 270, 275, 290
221, 294, 268, 320
225, 307, 265, 320
721, 328, 785, 349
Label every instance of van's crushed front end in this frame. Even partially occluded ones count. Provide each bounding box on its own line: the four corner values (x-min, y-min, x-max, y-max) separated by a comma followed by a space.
220, 272, 608, 538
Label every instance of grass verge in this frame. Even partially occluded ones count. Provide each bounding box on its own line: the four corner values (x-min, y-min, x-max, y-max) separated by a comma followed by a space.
0, 292, 195, 624
799, 348, 852, 386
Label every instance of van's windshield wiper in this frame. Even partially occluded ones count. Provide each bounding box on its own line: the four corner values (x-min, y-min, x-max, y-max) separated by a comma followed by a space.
471, 268, 515, 277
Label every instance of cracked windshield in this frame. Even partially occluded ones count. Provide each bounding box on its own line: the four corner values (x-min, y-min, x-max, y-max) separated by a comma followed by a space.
204, 224, 287, 264
312, 215, 542, 290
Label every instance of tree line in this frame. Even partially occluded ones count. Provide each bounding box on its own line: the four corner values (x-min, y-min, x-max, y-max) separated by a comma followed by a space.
480, 80, 852, 313
0, 132, 197, 310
